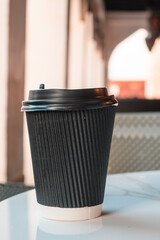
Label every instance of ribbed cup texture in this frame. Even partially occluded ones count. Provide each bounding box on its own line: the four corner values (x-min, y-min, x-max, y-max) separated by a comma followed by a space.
26, 107, 115, 208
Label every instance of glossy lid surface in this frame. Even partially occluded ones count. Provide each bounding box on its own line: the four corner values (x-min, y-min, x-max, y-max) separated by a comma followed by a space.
22, 85, 118, 112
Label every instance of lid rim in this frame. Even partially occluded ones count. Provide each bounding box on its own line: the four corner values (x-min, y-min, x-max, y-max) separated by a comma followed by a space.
22, 103, 118, 112
22, 87, 118, 112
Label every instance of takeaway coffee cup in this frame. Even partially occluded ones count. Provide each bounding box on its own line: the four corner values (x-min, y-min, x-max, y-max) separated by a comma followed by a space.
22, 85, 117, 221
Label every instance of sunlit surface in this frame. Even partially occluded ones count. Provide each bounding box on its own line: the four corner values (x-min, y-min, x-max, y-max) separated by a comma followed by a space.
108, 28, 160, 99
108, 29, 154, 98
108, 29, 150, 81
149, 38, 160, 99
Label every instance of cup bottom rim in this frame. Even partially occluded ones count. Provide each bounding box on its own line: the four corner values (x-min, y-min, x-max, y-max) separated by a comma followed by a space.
38, 203, 102, 221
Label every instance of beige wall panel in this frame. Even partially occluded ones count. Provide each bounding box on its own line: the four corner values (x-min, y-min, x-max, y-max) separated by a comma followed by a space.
0, 0, 9, 182
68, 0, 86, 88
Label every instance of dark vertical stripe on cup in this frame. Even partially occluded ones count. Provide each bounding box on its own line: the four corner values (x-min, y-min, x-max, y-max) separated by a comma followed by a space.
26, 107, 115, 208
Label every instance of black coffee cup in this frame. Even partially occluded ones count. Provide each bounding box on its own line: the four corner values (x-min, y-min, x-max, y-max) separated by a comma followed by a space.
22, 85, 117, 221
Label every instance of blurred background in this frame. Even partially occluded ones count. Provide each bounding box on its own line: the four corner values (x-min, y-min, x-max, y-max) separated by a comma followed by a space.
0, 0, 160, 186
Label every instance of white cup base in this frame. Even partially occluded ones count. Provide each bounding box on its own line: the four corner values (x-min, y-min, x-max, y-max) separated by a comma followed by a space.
38, 203, 102, 221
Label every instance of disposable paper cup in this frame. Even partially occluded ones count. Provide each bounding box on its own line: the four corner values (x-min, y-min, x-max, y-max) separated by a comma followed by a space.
22, 86, 117, 221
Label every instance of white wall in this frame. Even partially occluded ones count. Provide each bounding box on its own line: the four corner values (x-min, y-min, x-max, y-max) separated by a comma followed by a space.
25, 0, 67, 91
68, 0, 85, 88
149, 38, 160, 99
84, 12, 105, 88
84, 12, 96, 88
24, 0, 68, 184
0, 0, 9, 183
96, 50, 105, 87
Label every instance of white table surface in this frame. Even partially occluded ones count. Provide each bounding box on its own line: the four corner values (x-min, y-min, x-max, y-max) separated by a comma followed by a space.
1, 171, 160, 240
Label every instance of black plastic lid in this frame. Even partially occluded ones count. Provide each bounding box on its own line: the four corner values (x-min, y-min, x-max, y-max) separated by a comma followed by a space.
22, 85, 118, 112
